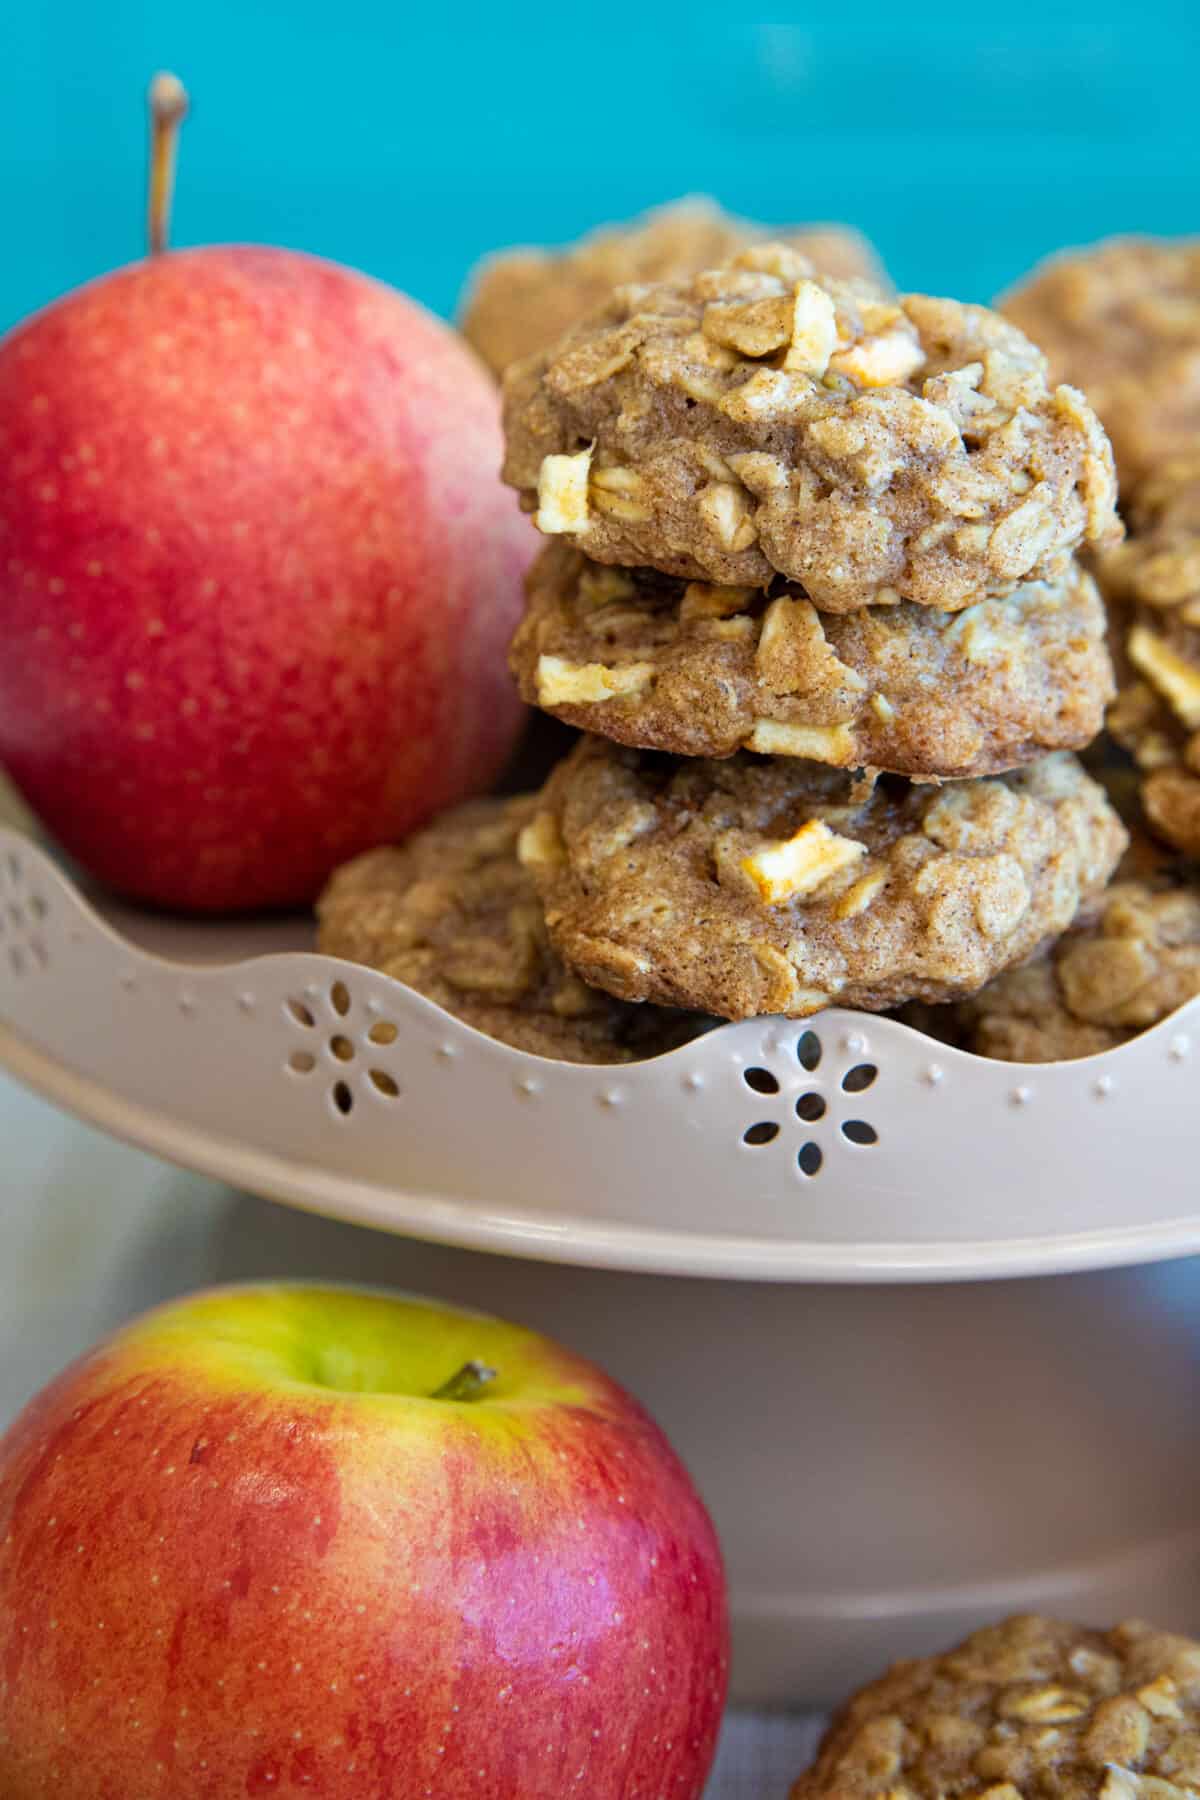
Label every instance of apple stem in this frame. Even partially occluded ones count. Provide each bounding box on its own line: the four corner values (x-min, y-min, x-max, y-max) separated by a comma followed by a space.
431, 1361, 498, 1403
146, 71, 189, 256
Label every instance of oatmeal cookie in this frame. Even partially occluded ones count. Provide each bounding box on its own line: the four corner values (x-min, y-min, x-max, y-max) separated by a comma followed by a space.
459, 197, 887, 376
512, 544, 1113, 777
502, 245, 1120, 610
1097, 455, 1200, 630
522, 739, 1125, 1021
1124, 452, 1200, 540
316, 796, 703, 1062
791, 1613, 1200, 1799
1108, 650, 1200, 857
1001, 235, 1200, 490
1099, 467, 1200, 857
908, 873, 1200, 1062
1089, 459, 1200, 852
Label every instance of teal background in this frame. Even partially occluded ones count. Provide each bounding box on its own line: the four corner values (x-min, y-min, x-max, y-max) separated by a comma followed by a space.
1, 2, 1197, 334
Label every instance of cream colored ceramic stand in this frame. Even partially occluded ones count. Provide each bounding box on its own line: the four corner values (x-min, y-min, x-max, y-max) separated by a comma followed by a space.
3, 810, 1200, 1703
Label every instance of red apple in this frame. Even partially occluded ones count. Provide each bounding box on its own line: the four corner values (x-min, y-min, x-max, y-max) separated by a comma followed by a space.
0, 79, 533, 911
0, 1284, 729, 1799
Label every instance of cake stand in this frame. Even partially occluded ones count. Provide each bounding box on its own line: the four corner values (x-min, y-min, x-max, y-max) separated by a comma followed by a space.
2, 811, 1199, 1704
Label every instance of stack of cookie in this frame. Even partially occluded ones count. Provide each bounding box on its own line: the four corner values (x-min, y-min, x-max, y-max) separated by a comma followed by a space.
319, 237, 1133, 1059
491, 243, 1127, 1029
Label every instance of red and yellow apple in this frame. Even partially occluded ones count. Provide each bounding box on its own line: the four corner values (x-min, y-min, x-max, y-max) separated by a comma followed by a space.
0, 1284, 729, 1798
0, 80, 534, 912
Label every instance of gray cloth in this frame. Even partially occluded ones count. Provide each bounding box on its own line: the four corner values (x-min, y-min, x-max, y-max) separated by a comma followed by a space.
707, 1712, 825, 1798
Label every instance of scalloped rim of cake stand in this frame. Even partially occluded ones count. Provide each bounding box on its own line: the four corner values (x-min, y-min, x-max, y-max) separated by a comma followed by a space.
2, 819, 1199, 1284
6, 1013, 1200, 1284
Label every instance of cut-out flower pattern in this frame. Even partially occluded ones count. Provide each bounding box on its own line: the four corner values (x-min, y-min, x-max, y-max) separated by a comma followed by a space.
738, 1027, 879, 1178
285, 981, 401, 1117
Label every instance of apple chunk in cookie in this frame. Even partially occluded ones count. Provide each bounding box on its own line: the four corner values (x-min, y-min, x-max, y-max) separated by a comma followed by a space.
521, 739, 1126, 1021
512, 544, 1114, 777
502, 244, 1121, 610
317, 795, 707, 1063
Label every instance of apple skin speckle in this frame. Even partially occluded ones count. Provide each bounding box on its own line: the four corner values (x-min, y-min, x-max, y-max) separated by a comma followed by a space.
0, 246, 536, 912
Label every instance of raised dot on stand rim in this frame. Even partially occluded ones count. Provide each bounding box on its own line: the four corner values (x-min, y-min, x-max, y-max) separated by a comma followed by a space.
1169, 1035, 1191, 1063
923, 1064, 944, 1087
516, 1077, 542, 1099
1010, 1085, 1032, 1108
842, 1032, 868, 1056
436, 1044, 458, 1061
237, 992, 256, 1013
683, 1072, 705, 1092
598, 1089, 623, 1109
178, 993, 197, 1017
1092, 1074, 1115, 1099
